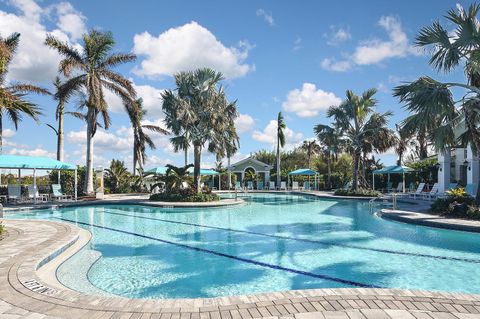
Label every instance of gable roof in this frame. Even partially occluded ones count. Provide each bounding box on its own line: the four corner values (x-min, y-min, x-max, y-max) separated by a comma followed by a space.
228, 156, 273, 171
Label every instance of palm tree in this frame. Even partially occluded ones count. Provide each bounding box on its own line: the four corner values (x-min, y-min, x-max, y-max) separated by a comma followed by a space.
45, 30, 136, 195
394, 3, 480, 156
162, 68, 239, 192
125, 98, 168, 175
300, 140, 321, 169
276, 112, 286, 187
0, 33, 48, 153
161, 164, 193, 192
327, 89, 395, 190
314, 124, 341, 188
105, 159, 130, 193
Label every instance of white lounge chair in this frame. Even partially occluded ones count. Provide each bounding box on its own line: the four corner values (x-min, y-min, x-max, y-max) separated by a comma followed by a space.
7, 185, 22, 203
235, 181, 242, 190
51, 184, 72, 201
292, 181, 299, 190
422, 183, 439, 201
268, 181, 276, 190
27, 185, 49, 203
408, 183, 425, 199
247, 181, 254, 190
280, 181, 287, 191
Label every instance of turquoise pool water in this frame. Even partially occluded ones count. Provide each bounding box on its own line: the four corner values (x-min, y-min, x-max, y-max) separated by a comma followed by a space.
6, 193, 480, 299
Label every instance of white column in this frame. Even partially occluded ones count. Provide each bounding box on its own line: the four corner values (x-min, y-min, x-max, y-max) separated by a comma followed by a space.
467, 144, 479, 186
454, 148, 465, 182
33, 168, 37, 204
74, 168, 78, 201
438, 151, 451, 193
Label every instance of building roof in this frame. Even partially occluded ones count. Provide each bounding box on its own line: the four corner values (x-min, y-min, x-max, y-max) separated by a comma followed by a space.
228, 156, 273, 171
0, 155, 76, 170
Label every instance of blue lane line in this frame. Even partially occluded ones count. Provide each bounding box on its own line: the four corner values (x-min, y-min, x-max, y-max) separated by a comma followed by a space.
53, 217, 381, 289
102, 210, 480, 265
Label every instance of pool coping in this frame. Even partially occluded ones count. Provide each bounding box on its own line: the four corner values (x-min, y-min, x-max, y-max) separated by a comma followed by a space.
2, 219, 480, 318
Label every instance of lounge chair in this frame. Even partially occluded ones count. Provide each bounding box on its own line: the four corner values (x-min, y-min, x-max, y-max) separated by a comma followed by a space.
51, 184, 72, 201
303, 181, 310, 191
408, 183, 425, 199
7, 185, 22, 203
422, 183, 439, 201
280, 181, 287, 191
257, 181, 264, 190
235, 181, 242, 190
247, 181, 253, 190
437, 183, 458, 198
292, 181, 299, 190
27, 185, 49, 203
268, 181, 276, 190
381, 182, 393, 193
391, 183, 403, 193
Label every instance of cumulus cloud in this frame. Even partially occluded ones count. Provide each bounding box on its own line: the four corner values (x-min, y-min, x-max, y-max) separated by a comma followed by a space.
282, 83, 341, 117
8, 146, 55, 158
324, 25, 351, 46
252, 120, 304, 149
321, 16, 419, 72
0, 0, 86, 82
133, 21, 254, 79
293, 36, 302, 51
256, 9, 275, 26
235, 114, 255, 134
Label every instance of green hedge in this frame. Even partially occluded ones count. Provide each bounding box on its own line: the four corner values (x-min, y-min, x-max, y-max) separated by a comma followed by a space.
431, 188, 480, 219
150, 192, 220, 202
334, 188, 380, 197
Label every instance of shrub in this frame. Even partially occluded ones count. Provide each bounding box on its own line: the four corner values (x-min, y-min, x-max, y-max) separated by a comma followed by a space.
150, 191, 220, 202
0, 222, 5, 236
430, 187, 477, 218
334, 188, 380, 197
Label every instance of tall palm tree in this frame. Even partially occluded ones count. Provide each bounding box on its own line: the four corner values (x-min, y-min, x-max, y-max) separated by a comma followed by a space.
162, 68, 238, 192
124, 98, 168, 175
276, 112, 286, 187
314, 124, 341, 188
327, 89, 395, 190
300, 140, 321, 169
46, 30, 136, 195
104, 159, 130, 193
0, 33, 47, 153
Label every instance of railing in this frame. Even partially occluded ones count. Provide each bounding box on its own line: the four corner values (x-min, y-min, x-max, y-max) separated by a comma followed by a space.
368, 193, 398, 213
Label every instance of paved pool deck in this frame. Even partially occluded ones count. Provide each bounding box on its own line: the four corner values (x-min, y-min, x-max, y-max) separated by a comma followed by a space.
1, 219, 480, 319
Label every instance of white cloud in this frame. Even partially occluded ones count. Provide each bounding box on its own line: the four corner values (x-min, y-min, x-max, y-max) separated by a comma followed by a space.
320, 58, 352, 72
235, 114, 255, 134
133, 21, 254, 79
282, 83, 341, 118
293, 36, 302, 51
8, 146, 55, 158
105, 81, 165, 118
256, 9, 275, 26
252, 120, 304, 149
3, 129, 16, 138
52, 2, 87, 40
0, 0, 85, 83
324, 26, 351, 46
321, 16, 419, 72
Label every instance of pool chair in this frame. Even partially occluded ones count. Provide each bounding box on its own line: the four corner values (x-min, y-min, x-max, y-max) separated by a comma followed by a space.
207, 180, 216, 190
247, 181, 254, 190
408, 182, 425, 199
268, 181, 276, 190
292, 181, 299, 190
303, 181, 310, 191
437, 183, 458, 198
422, 183, 439, 201
7, 184, 22, 204
257, 181, 264, 190
235, 181, 242, 190
51, 184, 72, 201
280, 181, 287, 191
382, 182, 393, 193
27, 185, 49, 203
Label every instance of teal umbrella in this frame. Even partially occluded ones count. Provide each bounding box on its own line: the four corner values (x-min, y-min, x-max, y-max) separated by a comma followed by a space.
145, 166, 168, 175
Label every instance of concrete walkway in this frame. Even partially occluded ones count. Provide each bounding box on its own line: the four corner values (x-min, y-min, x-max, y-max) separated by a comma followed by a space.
1, 219, 480, 318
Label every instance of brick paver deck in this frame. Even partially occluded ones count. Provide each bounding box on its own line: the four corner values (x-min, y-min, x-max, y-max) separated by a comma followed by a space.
0, 219, 479, 318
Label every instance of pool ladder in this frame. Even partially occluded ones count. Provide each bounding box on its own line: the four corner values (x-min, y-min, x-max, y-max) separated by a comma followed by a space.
368, 194, 397, 213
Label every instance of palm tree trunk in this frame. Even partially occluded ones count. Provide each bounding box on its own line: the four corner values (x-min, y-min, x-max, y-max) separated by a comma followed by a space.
57, 111, 64, 162
0, 114, 2, 185
184, 147, 188, 166
193, 144, 201, 193
84, 108, 95, 195
133, 140, 137, 176
352, 151, 360, 191
227, 156, 231, 189
276, 130, 282, 187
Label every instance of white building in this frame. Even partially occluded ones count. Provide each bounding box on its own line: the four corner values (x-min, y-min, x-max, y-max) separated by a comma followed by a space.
438, 145, 479, 193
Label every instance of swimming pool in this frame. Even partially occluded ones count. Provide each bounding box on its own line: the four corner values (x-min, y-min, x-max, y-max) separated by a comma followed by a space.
6, 193, 480, 299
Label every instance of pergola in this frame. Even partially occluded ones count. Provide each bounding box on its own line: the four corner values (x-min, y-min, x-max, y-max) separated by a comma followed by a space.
288, 168, 319, 190
0, 155, 77, 203
372, 165, 414, 192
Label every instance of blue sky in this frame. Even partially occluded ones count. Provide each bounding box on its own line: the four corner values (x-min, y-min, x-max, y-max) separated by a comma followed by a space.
0, 0, 469, 170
